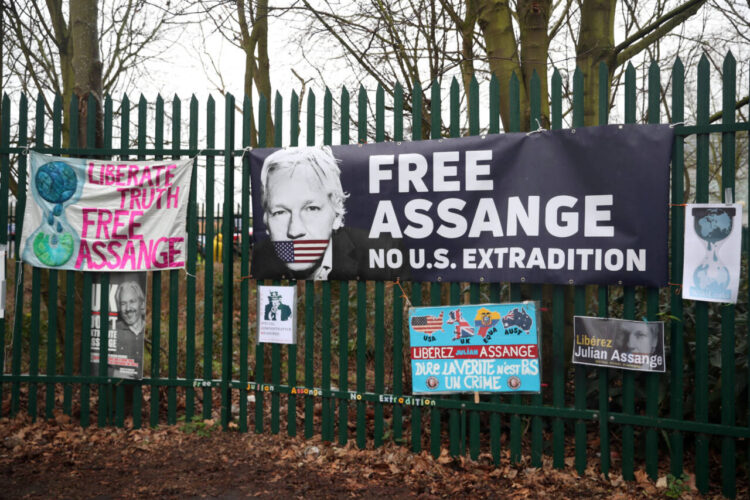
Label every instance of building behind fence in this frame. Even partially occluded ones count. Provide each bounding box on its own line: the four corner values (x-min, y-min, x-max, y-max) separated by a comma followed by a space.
1, 54, 749, 498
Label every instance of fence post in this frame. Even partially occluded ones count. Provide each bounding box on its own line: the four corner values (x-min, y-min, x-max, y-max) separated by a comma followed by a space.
669, 57, 686, 479
204, 95, 216, 422
185, 95, 199, 424
719, 51, 737, 499
694, 54, 711, 495
221, 93, 235, 430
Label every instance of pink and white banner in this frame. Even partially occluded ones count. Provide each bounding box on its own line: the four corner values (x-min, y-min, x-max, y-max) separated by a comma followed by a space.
20, 152, 193, 271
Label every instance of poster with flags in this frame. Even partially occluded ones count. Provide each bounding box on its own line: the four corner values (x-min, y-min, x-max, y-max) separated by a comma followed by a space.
409, 302, 541, 394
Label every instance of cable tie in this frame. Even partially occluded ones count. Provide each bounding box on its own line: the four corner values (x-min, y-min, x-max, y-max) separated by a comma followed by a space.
526, 118, 546, 136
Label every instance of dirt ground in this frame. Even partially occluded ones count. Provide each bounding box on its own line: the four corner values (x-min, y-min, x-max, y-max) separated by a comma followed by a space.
1, 413, 728, 499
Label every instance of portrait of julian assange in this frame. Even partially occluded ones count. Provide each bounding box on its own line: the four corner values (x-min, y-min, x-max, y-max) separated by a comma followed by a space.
91, 273, 146, 380
252, 146, 405, 281
113, 278, 146, 379
614, 320, 665, 371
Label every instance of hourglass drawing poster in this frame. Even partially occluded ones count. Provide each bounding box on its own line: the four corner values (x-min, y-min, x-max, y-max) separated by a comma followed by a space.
19, 152, 194, 272
683, 203, 743, 304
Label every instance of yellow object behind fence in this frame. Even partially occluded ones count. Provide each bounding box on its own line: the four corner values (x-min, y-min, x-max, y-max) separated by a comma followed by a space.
213, 233, 223, 263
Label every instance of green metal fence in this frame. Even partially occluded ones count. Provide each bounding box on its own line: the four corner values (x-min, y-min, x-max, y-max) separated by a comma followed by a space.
1, 53, 750, 498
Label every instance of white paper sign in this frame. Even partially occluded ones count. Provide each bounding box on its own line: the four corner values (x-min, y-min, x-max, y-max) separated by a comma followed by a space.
683, 203, 742, 303
257, 285, 297, 344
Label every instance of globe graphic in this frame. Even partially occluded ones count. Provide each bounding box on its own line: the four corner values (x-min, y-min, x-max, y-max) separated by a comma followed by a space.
27, 160, 80, 267
692, 207, 735, 245
35, 161, 78, 204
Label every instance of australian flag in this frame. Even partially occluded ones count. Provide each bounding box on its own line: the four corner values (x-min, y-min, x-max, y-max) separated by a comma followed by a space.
273, 240, 328, 263
501, 308, 533, 331
411, 312, 444, 335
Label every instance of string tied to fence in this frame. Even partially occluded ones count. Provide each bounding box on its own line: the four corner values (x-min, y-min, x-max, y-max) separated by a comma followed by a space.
190, 149, 205, 162
393, 277, 412, 309
5, 259, 24, 369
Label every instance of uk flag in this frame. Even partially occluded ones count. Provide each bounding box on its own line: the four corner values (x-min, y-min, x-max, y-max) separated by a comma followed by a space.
447, 310, 474, 340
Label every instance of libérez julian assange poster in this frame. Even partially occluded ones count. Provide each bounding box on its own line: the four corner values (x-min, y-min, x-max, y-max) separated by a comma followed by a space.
572, 316, 665, 373
250, 124, 673, 285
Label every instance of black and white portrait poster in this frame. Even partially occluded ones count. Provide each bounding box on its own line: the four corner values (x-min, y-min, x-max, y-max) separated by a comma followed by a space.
91, 272, 147, 379
572, 316, 665, 373
257, 285, 297, 344
249, 124, 673, 285
682, 203, 742, 304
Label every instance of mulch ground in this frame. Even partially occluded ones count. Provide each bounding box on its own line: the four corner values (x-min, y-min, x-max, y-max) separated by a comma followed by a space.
0, 413, 723, 499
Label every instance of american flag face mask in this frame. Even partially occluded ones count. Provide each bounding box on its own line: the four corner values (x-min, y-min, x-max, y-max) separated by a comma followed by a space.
273, 240, 328, 264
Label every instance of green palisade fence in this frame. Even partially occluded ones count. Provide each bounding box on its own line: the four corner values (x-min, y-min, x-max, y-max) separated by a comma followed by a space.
1, 55, 750, 498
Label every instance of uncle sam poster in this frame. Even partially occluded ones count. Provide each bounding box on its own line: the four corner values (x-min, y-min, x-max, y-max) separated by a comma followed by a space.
257, 285, 297, 344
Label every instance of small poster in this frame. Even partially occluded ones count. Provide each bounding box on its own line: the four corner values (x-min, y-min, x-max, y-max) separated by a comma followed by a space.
257, 285, 297, 344
91, 272, 147, 379
572, 316, 665, 372
409, 302, 541, 394
683, 203, 742, 303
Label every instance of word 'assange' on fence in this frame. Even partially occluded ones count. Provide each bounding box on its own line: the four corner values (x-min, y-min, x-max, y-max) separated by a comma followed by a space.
1, 55, 749, 499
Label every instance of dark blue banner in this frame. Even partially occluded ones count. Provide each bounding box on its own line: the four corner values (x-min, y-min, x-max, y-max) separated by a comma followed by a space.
250, 124, 672, 285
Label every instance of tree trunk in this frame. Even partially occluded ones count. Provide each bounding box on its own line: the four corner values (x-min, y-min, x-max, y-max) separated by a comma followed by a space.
237, 0, 273, 146
476, 0, 527, 131
459, 0, 478, 127
576, 0, 616, 126
518, 0, 551, 128
254, 0, 273, 146
70, 0, 103, 148
237, 0, 258, 146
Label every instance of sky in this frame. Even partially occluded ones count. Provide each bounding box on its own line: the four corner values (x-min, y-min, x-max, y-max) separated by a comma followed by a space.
134, 1, 748, 213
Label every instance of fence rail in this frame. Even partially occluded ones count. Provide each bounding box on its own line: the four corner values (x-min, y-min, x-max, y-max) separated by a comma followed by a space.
1, 54, 749, 498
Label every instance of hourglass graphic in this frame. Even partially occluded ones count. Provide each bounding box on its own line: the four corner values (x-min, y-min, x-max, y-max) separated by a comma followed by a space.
691, 206, 735, 300
22, 159, 84, 268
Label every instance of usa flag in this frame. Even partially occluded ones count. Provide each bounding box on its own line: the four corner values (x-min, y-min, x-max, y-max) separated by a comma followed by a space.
411, 312, 444, 334
273, 240, 328, 263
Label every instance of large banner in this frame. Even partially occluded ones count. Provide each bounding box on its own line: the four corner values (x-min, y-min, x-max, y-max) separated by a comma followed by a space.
409, 302, 541, 394
250, 125, 673, 285
91, 272, 147, 379
20, 152, 193, 271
